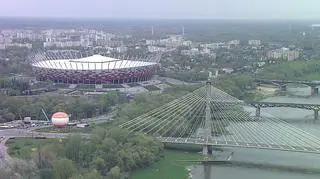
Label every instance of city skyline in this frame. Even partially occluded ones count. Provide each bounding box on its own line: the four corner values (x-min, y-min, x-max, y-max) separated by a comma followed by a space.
1, 0, 320, 20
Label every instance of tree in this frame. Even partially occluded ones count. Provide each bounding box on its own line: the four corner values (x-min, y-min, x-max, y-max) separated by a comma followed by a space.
108, 166, 121, 179
82, 170, 101, 179
70, 170, 101, 179
93, 157, 105, 174
107, 128, 129, 143
65, 135, 82, 163
0, 168, 16, 179
51, 158, 76, 179
91, 127, 106, 144
35, 145, 56, 169
3, 158, 40, 179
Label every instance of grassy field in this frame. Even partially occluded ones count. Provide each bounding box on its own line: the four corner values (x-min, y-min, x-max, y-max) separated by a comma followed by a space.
6, 138, 58, 159
131, 150, 202, 179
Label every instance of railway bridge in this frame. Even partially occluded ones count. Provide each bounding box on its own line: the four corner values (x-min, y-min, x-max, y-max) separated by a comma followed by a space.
246, 101, 320, 120
255, 79, 320, 95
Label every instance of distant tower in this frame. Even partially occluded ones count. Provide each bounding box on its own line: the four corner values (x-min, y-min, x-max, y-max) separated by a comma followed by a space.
182, 25, 185, 37
152, 26, 154, 37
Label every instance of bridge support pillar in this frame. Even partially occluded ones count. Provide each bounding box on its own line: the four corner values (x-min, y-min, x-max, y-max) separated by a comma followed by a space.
203, 145, 208, 156
203, 145, 213, 158
280, 85, 287, 91
255, 106, 261, 117
311, 87, 319, 96
314, 109, 319, 120
204, 163, 212, 179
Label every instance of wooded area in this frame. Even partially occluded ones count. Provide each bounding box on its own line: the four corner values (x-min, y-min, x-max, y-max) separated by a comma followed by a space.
258, 60, 320, 81
2, 128, 163, 179
0, 92, 120, 122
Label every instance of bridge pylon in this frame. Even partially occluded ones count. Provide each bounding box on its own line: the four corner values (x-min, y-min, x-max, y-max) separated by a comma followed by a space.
314, 109, 319, 120
203, 81, 213, 160
255, 105, 261, 118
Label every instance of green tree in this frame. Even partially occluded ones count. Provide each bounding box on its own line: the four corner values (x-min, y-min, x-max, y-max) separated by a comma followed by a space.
108, 166, 121, 179
93, 157, 105, 174
35, 145, 56, 169
70, 170, 101, 179
65, 135, 82, 163
51, 158, 76, 179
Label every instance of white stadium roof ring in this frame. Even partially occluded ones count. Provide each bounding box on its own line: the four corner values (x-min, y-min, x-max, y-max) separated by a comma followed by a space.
32, 54, 158, 71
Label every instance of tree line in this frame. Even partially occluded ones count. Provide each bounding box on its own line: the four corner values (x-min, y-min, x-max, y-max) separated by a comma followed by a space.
257, 59, 320, 81
0, 92, 120, 123
0, 78, 31, 96
0, 47, 33, 76
1, 128, 163, 179
160, 71, 209, 82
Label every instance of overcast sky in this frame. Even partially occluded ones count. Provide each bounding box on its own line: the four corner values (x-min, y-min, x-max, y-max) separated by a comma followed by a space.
1, 0, 320, 19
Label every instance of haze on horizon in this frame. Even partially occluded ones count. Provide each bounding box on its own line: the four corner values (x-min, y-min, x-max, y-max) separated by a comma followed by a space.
1, 0, 320, 20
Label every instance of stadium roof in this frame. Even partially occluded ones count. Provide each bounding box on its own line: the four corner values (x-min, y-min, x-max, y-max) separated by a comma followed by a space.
32, 55, 158, 70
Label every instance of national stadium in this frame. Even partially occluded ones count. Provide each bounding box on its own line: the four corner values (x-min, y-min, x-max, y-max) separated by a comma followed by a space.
29, 51, 160, 84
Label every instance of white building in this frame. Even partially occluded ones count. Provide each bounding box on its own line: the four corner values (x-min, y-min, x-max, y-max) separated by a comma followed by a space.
248, 40, 261, 46
228, 40, 240, 45
266, 48, 300, 61
146, 40, 157, 45
201, 43, 225, 49
222, 68, 234, 74
159, 35, 183, 48
115, 46, 128, 53
147, 46, 166, 53
4, 43, 32, 49
200, 48, 210, 55
182, 40, 193, 47
181, 48, 200, 56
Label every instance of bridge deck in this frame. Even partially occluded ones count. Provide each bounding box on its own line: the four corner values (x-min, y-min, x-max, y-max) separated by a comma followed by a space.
159, 137, 320, 154
245, 101, 320, 110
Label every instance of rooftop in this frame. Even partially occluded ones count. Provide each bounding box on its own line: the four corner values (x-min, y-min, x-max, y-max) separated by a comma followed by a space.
32, 54, 157, 70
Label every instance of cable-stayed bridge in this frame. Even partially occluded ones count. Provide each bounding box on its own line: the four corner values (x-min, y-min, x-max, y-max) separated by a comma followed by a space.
120, 82, 320, 157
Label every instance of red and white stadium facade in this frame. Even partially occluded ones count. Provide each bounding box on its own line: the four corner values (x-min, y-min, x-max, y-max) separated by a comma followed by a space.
30, 52, 160, 84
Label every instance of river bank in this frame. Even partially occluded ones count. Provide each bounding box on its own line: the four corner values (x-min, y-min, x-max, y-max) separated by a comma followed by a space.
131, 150, 201, 179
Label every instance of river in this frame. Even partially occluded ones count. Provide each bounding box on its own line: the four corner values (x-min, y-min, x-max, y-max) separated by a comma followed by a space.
192, 85, 320, 179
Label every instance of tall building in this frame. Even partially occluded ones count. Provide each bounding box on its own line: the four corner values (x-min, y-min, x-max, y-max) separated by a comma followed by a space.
266, 48, 299, 61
